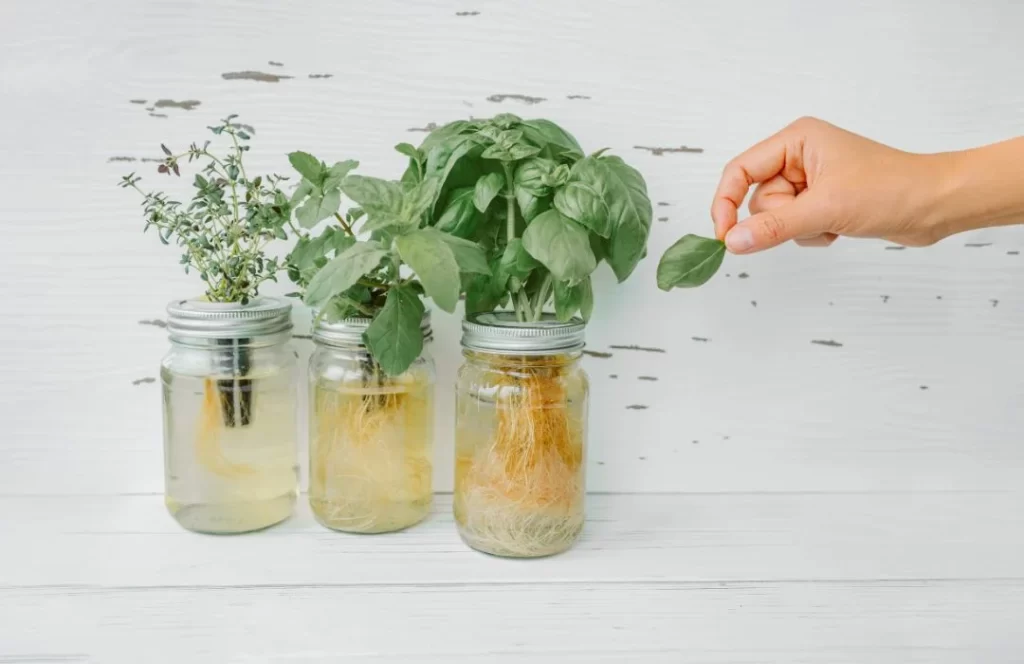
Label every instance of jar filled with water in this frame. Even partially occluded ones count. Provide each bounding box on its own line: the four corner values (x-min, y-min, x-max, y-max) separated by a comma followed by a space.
161, 297, 298, 533
308, 313, 435, 533
454, 312, 589, 557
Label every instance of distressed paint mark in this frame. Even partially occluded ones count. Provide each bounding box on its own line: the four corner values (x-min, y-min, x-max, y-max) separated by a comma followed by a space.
811, 339, 843, 348
1009, 251, 1020, 255
567, 94, 591, 100
138, 319, 167, 328
920, 385, 929, 390
638, 376, 658, 381
609, 374, 618, 379
609, 344, 666, 353
268, 60, 284, 67
723, 435, 731, 440
154, 99, 201, 111
885, 246, 905, 251
638, 456, 647, 460
692, 440, 699, 444
657, 201, 671, 207
657, 216, 669, 222
738, 272, 749, 279
965, 243, 992, 248
408, 122, 439, 133
293, 350, 299, 359
148, 113, 168, 119
691, 336, 709, 343
829, 301, 834, 306
487, 93, 547, 105
108, 156, 137, 162
597, 461, 605, 465
145, 106, 155, 111
751, 300, 758, 307
626, 405, 649, 410
141, 157, 164, 162
991, 299, 1000, 308
634, 145, 704, 156
132, 377, 156, 386
308, 73, 334, 79
129, 99, 147, 104
292, 333, 313, 340
456, 11, 480, 16
222, 71, 294, 83
582, 349, 613, 359
881, 295, 890, 303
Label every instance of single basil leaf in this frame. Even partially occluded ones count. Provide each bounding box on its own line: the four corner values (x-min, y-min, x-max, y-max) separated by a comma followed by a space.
323, 160, 359, 190
423, 134, 480, 206
553, 176, 611, 237
295, 189, 341, 228
507, 144, 541, 160
465, 254, 508, 314
521, 209, 597, 283
433, 230, 490, 275
364, 285, 425, 376
545, 164, 570, 188
500, 238, 540, 282
395, 229, 461, 313
434, 187, 481, 238
480, 143, 512, 161
553, 278, 588, 322
594, 155, 652, 282
520, 119, 584, 160
417, 120, 477, 154
491, 113, 522, 129
473, 172, 505, 212
579, 276, 594, 321
304, 241, 387, 308
515, 188, 550, 224
289, 179, 314, 207
656, 234, 726, 291
514, 158, 558, 196
288, 151, 323, 183
394, 143, 421, 161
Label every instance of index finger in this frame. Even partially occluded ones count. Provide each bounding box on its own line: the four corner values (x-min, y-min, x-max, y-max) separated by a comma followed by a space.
711, 130, 792, 241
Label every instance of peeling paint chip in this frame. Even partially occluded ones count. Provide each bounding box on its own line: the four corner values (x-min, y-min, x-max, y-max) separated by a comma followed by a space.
132, 377, 156, 386
129, 99, 147, 104
308, 73, 334, 79
965, 243, 992, 248
638, 456, 647, 460
408, 122, 440, 133
582, 349, 613, 359
486, 93, 546, 105
292, 333, 313, 340
609, 344, 666, 353
1009, 251, 1020, 255
109, 156, 137, 162
657, 201, 671, 207
991, 299, 1000, 308
657, 216, 669, 222
881, 295, 890, 303
634, 145, 704, 156
691, 336, 709, 343
920, 385, 929, 390
148, 113, 168, 119
885, 246, 905, 251
456, 10, 480, 16
811, 339, 843, 348
222, 71, 293, 83
154, 99, 201, 111
138, 319, 167, 328
268, 60, 284, 67
751, 300, 757, 307
638, 376, 659, 381
566, 94, 591, 100
609, 374, 618, 379
626, 405, 649, 410
738, 272, 749, 279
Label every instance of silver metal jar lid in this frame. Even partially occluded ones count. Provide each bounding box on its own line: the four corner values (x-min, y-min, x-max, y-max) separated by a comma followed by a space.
166, 297, 293, 340
461, 312, 585, 355
313, 310, 433, 348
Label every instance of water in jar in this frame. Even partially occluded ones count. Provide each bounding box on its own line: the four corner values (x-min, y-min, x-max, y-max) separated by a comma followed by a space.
454, 355, 588, 557
162, 366, 298, 534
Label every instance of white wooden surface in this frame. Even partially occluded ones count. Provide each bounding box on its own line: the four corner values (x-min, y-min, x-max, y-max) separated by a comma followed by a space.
1, 0, 1023, 661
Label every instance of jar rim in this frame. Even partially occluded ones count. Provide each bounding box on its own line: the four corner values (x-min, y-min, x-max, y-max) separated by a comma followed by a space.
461, 311, 585, 355
312, 310, 432, 348
166, 296, 293, 341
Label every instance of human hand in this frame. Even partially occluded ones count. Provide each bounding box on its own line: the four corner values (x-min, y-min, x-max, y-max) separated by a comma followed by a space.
711, 117, 953, 254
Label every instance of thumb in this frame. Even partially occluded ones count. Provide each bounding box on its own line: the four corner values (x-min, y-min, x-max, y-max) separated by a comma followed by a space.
724, 194, 824, 254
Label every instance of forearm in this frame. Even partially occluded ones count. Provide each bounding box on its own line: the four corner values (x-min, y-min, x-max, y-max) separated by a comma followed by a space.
926, 137, 1024, 239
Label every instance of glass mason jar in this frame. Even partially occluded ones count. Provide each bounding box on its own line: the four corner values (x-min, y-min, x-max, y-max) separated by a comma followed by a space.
161, 297, 298, 534
308, 313, 435, 533
454, 312, 589, 557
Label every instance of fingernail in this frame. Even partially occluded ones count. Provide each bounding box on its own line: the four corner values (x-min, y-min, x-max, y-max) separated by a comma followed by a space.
726, 226, 753, 252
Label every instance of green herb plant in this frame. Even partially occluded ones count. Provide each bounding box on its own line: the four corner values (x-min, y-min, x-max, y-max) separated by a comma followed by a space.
401, 114, 653, 323
656, 234, 726, 291
119, 115, 290, 304
284, 149, 489, 376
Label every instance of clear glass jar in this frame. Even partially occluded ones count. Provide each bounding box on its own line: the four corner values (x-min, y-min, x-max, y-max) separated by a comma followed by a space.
454, 312, 589, 557
308, 313, 435, 533
161, 297, 298, 534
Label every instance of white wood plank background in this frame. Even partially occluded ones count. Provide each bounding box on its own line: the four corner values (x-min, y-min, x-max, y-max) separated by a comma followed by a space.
0, 0, 1022, 661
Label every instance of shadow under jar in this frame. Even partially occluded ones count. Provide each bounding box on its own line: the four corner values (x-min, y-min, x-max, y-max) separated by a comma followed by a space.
454, 312, 589, 558
308, 313, 435, 533
161, 297, 298, 534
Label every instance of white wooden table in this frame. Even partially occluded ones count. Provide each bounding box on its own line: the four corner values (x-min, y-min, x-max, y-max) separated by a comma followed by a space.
2, 1, 1023, 661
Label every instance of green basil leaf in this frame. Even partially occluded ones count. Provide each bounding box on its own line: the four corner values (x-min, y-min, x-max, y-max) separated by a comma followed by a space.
435, 187, 481, 238
473, 172, 505, 212
395, 229, 461, 313
394, 143, 421, 161
323, 160, 359, 190
491, 113, 522, 129
295, 189, 341, 228
288, 151, 323, 183
434, 230, 490, 275
521, 209, 596, 283
593, 155, 652, 281
656, 234, 725, 290
500, 238, 540, 282
515, 188, 550, 224
553, 175, 611, 237
364, 285, 425, 376
514, 158, 558, 196
417, 120, 476, 154
520, 119, 584, 160
465, 254, 508, 314
507, 144, 541, 160
579, 275, 594, 321
553, 278, 587, 322
480, 144, 512, 161
304, 241, 387, 308
424, 134, 480, 205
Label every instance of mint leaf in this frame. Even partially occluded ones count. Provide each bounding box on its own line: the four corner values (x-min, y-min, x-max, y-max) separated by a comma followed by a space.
323, 160, 358, 189
288, 151, 323, 183
435, 230, 490, 274
395, 229, 461, 313
364, 285, 425, 376
295, 189, 341, 228
304, 241, 387, 308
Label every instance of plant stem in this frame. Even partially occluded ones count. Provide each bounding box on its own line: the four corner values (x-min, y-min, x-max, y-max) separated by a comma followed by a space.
531, 274, 553, 321
333, 212, 356, 237
516, 291, 532, 322
502, 162, 516, 244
